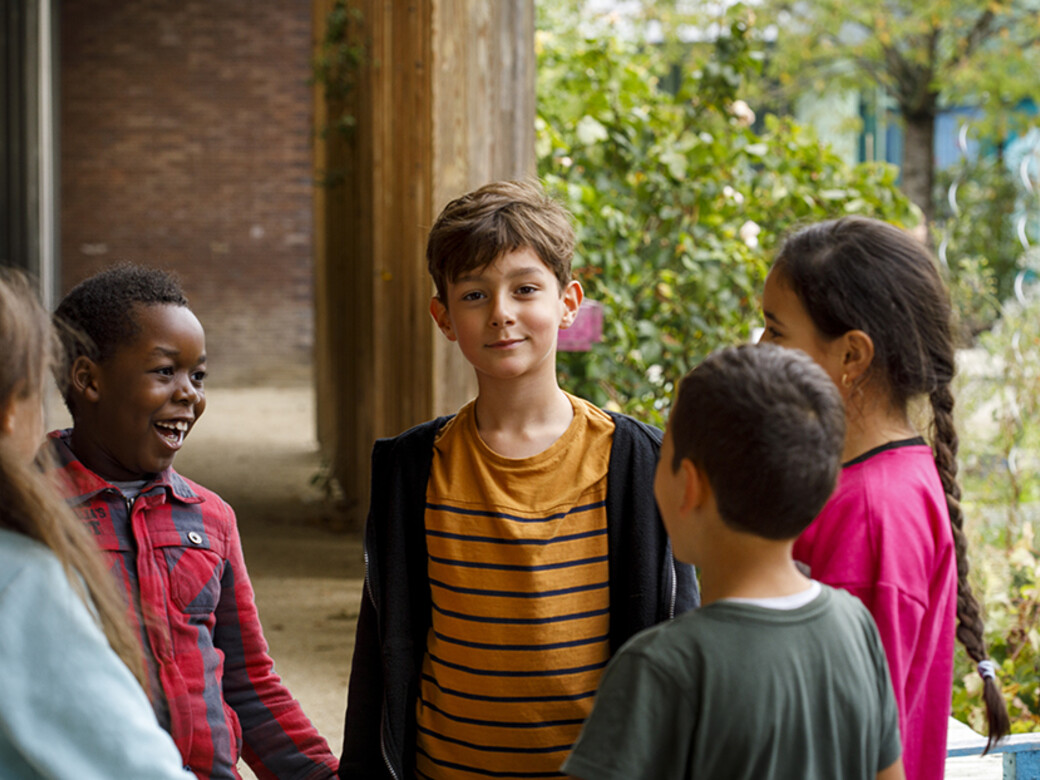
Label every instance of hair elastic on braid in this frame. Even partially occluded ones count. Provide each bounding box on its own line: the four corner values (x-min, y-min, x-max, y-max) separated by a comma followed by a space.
977, 660, 997, 681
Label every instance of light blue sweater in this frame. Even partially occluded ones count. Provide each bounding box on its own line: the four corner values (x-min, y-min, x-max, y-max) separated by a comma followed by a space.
0, 527, 190, 778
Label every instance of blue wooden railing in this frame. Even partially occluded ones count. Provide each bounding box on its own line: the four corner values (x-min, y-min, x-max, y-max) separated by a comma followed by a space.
948, 717, 1040, 780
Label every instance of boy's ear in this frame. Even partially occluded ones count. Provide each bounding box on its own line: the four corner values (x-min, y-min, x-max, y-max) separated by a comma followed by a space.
839, 329, 875, 387
429, 297, 457, 342
70, 356, 102, 403
558, 280, 584, 330
679, 458, 710, 514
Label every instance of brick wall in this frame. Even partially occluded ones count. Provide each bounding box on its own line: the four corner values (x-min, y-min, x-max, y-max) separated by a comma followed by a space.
60, 0, 314, 385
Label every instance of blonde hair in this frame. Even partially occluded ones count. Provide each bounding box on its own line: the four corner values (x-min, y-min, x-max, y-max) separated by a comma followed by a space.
0, 270, 146, 689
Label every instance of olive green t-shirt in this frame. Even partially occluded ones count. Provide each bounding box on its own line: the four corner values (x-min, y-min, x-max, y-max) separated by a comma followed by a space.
563, 585, 901, 780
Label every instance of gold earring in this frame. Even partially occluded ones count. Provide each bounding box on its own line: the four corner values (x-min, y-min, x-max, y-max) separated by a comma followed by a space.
841, 373, 852, 389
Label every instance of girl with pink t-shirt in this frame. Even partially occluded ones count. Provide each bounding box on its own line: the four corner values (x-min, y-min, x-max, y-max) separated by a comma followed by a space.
760, 216, 1008, 780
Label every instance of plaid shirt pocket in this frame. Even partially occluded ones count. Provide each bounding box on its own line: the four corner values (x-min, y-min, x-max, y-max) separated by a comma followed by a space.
153, 532, 223, 616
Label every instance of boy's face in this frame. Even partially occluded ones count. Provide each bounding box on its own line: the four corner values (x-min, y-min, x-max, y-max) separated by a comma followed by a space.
429, 247, 581, 386
654, 422, 698, 564
71, 303, 207, 481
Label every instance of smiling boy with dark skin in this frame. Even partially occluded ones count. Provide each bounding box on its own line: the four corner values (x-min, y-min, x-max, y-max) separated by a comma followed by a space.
67, 301, 207, 480
47, 264, 337, 780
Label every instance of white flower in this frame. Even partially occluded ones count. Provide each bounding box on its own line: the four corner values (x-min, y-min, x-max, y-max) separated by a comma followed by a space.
729, 100, 756, 127
647, 364, 663, 384
739, 220, 761, 249
722, 185, 744, 204
576, 116, 608, 145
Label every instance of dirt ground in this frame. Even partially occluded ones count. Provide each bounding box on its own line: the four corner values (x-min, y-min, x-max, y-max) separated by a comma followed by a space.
128, 386, 361, 778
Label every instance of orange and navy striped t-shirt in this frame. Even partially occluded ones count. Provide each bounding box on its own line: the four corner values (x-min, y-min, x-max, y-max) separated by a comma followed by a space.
415, 393, 614, 779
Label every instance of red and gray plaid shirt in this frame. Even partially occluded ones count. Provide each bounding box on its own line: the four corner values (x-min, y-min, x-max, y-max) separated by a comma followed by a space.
48, 430, 338, 780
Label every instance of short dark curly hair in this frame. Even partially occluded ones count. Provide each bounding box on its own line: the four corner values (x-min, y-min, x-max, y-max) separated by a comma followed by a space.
54, 264, 189, 405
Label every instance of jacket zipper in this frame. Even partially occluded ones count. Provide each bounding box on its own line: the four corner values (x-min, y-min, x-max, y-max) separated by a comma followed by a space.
669, 559, 678, 618
364, 550, 400, 780
380, 715, 400, 780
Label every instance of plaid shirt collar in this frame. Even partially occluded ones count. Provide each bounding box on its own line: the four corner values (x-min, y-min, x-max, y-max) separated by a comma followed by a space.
47, 429, 203, 506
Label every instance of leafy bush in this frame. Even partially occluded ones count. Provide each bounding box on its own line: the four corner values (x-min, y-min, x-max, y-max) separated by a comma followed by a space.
537, 0, 1040, 733
950, 526, 1040, 733
536, 3, 917, 423
954, 292, 1040, 732
934, 125, 1040, 337
934, 154, 1022, 334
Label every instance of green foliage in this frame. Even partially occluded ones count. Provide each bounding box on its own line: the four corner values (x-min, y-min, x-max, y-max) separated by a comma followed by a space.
312, 0, 365, 186
959, 292, 1040, 542
950, 524, 1040, 734
536, 2, 917, 423
756, 0, 1040, 119
935, 153, 1027, 332
313, 0, 364, 124
753, 0, 1040, 220
954, 293, 1040, 731
538, 0, 1040, 735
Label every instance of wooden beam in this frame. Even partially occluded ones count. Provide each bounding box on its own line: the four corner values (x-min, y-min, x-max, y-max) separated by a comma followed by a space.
430, 0, 535, 416
313, 0, 535, 525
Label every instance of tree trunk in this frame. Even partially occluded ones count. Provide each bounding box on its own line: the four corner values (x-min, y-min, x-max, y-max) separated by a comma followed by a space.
902, 111, 935, 227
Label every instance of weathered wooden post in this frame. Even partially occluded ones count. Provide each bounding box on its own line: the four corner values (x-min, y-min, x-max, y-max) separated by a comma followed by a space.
313, 0, 535, 525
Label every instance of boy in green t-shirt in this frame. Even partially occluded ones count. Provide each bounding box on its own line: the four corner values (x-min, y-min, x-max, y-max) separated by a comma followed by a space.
563, 343, 905, 780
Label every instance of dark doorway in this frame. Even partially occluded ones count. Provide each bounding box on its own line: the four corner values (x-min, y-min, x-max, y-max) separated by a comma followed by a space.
1, 0, 32, 272
1, 0, 57, 298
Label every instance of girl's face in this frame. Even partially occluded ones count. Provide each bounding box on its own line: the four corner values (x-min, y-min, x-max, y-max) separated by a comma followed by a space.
3, 385, 45, 464
759, 268, 847, 392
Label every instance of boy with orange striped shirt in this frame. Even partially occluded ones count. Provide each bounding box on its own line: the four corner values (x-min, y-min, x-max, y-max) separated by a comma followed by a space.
338, 179, 698, 780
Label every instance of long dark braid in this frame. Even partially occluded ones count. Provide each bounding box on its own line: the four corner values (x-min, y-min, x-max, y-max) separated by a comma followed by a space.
774, 216, 1009, 750
930, 383, 1009, 751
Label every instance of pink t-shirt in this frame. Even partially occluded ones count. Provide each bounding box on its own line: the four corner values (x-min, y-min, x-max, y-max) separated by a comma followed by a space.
794, 440, 956, 780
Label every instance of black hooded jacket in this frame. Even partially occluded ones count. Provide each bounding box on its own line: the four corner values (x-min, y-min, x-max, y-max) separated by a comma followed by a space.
338, 412, 699, 780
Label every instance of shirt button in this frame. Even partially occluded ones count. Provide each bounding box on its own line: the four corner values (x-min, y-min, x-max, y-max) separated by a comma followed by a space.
187, 531, 203, 545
